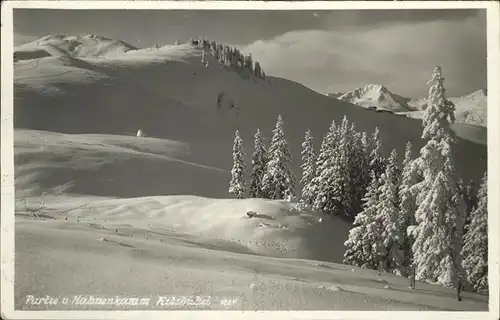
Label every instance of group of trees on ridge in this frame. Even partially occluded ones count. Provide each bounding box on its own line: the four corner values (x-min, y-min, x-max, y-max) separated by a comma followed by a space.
189, 37, 266, 79
228, 66, 488, 296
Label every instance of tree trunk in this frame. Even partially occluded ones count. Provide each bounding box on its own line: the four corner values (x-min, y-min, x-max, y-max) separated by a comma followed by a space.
457, 279, 463, 301
410, 264, 416, 289
408, 237, 415, 289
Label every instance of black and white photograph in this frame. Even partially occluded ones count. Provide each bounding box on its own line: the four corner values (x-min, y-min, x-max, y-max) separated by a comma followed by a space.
1, 1, 499, 319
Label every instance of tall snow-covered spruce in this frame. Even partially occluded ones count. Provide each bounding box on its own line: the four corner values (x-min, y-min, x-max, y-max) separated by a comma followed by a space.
461, 171, 488, 293
262, 115, 296, 200
249, 129, 268, 199
299, 129, 317, 205
228, 130, 246, 199
409, 66, 466, 289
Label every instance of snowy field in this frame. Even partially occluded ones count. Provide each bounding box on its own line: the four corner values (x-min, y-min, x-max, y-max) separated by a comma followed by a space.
10, 35, 490, 312
15, 194, 488, 311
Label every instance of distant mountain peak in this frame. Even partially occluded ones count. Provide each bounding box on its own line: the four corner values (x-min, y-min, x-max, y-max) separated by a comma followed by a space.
337, 84, 411, 112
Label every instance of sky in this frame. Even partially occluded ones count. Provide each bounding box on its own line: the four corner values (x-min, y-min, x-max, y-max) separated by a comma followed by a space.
14, 9, 487, 98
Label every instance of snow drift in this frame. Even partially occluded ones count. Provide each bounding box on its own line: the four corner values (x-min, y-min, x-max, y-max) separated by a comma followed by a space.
16, 193, 351, 263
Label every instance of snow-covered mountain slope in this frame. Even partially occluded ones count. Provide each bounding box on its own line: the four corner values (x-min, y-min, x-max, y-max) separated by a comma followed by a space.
402, 89, 487, 127
337, 84, 413, 112
407, 97, 428, 111
14, 37, 486, 193
14, 34, 137, 61
450, 89, 487, 127
15, 195, 487, 311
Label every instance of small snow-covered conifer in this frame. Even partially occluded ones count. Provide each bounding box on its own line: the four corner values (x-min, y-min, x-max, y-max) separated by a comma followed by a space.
254, 61, 262, 79
229, 130, 246, 199
244, 54, 254, 74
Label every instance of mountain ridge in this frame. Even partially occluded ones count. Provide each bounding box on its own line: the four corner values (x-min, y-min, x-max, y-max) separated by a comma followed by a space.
328, 84, 487, 127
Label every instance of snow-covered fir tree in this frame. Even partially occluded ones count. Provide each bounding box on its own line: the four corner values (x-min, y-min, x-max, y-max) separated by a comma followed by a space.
369, 127, 386, 180
344, 171, 382, 270
315, 120, 337, 171
299, 129, 317, 205
254, 61, 262, 79
461, 171, 488, 293
421, 68, 456, 145
349, 131, 373, 218
249, 129, 268, 199
261, 115, 296, 200
338, 117, 356, 215
244, 54, 254, 74
343, 121, 367, 218
411, 157, 466, 287
409, 66, 466, 289
301, 120, 336, 205
375, 149, 405, 275
398, 141, 420, 274
312, 116, 351, 216
228, 130, 246, 199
